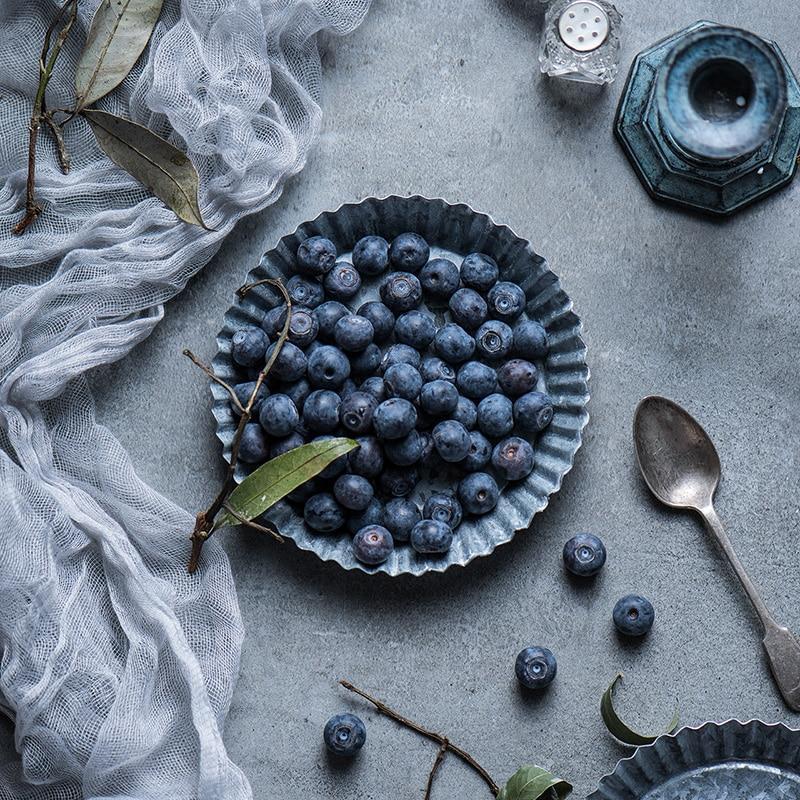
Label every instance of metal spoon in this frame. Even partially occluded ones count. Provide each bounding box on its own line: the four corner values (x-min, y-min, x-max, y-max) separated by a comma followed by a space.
633, 395, 800, 712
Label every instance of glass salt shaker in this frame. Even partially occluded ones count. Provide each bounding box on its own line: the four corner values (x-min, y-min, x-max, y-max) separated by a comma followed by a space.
539, 0, 622, 85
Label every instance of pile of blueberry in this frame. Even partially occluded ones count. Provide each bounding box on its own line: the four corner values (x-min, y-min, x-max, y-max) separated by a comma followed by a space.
226, 231, 554, 566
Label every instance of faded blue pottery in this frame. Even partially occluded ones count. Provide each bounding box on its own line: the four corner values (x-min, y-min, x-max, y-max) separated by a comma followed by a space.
616, 21, 800, 216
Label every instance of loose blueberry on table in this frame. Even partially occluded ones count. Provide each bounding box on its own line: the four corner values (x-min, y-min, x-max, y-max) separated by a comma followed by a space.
613, 594, 655, 637
323, 713, 367, 757
562, 533, 607, 577
225, 231, 554, 568
515, 646, 557, 690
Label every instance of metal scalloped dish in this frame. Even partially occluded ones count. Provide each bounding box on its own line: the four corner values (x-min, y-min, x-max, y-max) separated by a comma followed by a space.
589, 720, 800, 799
210, 196, 590, 576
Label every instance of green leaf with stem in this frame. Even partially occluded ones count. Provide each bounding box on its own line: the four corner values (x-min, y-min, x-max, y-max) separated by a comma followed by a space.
600, 673, 680, 746
497, 765, 572, 800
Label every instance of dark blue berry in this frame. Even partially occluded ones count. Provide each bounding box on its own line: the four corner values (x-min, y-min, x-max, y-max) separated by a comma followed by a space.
380, 343, 422, 372
477, 393, 514, 439
432, 420, 470, 463
258, 394, 299, 437
238, 423, 269, 463
388, 232, 430, 273
286, 477, 320, 504
323, 713, 366, 757
307, 345, 351, 389
339, 391, 378, 434
513, 319, 549, 360
352, 525, 394, 565
304, 493, 345, 532
359, 376, 386, 403
394, 310, 436, 350
350, 343, 382, 375
261, 304, 288, 338
232, 327, 269, 367
352, 235, 390, 276
339, 378, 358, 399
324, 261, 362, 300
357, 301, 395, 342
496, 359, 537, 397
563, 533, 607, 577
231, 381, 268, 417
419, 356, 456, 384
379, 466, 418, 497
410, 519, 453, 554
348, 436, 384, 478
448, 288, 488, 331
266, 341, 307, 382
373, 398, 417, 440
460, 252, 499, 293
383, 498, 421, 542
346, 498, 385, 534
613, 594, 654, 636
452, 396, 478, 429
281, 377, 310, 412
286, 306, 319, 349
423, 493, 462, 529
380, 271, 422, 312
334, 473, 374, 511
488, 281, 526, 321
303, 389, 341, 433
458, 472, 500, 515
456, 361, 498, 400
312, 434, 349, 479
491, 436, 535, 481
433, 323, 475, 364
334, 314, 374, 352
513, 391, 554, 433
515, 646, 557, 690
474, 319, 513, 361
418, 431, 438, 467
463, 430, 492, 471
314, 300, 350, 340
384, 430, 424, 466
384, 363, 423, 401
419, 257, 460, 298
296, 236, 336, 276
285, 274, 324, 308
269, 431, 304, 459
419, 380, 459, 417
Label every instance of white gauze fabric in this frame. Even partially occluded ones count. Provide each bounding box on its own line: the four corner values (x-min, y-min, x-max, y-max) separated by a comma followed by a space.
0, 0, 370, 797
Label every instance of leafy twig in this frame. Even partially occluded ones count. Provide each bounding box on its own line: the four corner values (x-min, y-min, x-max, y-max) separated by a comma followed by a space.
340, 680, 500, 797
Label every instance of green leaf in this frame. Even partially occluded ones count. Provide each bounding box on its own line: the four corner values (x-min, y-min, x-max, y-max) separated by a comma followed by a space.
600, 673, 680, 746
497, 765, 572, 800
215, 438, 357, 530
75, 0, 165, 110
83, 110, 207, 228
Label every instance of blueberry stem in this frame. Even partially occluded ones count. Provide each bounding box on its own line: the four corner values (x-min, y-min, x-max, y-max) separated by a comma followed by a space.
339, 680, 500, 797
186, 278, 292, 573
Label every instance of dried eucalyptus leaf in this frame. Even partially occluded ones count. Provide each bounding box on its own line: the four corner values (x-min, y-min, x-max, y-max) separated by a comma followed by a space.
600, 673, 680, 746
75, 0, 164, 109
216, 437, 358, 530
497, 765, 572, 800
83, 110, 207, 227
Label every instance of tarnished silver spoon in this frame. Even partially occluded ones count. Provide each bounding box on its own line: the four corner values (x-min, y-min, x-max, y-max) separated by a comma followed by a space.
633, 395, 800, 712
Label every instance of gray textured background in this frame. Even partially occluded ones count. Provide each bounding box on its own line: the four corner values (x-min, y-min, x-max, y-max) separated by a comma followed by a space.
89, 0, 800, 796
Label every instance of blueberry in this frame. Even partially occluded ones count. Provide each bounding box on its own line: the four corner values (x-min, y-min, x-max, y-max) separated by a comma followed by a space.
563, 533, 607, 577
384, 363, 423, 401
432, 420, 470, 463
286, 306, 319, 348
418, 431, 438, 466
513, 319, 549, 360
359, 376, 387, 403
477, 393, 514, 439
232, 327, 269, 367
238, 423, 269, 463
488, 281, 526, 321
352, 525, 394, 565
261, 304, 288, 338
433, 323, 475, 364
419, 257, 460, 299
286, 477, 320, 504
452, 396, 478, 429
410, 519, 453, 555
394, 310, 436, 350
419, 380, 459, 417
266, 341, 307, 382
314, 300, 350, 340
384, 430, 424, 466
383, 498, 421, 542
296, 236, 337, 276
460, 252, 499, 293
423, 493, 462, 529
448, 288, 488, 331
231, 381, 268, 417
350, 343, 382, 376
513, 391, 554, 433
348, 436, 384, 478
388, 232, 430, 273
339, 378, 358, 399
269, 431, 304, 459
380, 343, 422, 372
323, 713, 366, 757
307, 345, 351, 389
285, 275, 324, 309
456, 361, 498, 400
458, 472, 500, 515
324, 261, 362, 300
474, 319, 513, 361
515, 646, 557, 690
462, 430, 492, 471
379, 466, 418, 497
334, 314, 374, 352
613, 594, 654, 637
380, 271, 422, 312
304, 493, 346, 532
347, 498, 385, 534
258, 394, 299, 437
281, 377, 311, 412
339, 391, 378, 434
357, 301, 395, 342
303, 389, 341, 433
312, 434, 349, 479
419, 356, 456, 384
333, 473, 374, 511
373, 398, 417, 440
492, 436, 535, 481
352, 235, 390, 276
497, 359, 538, 397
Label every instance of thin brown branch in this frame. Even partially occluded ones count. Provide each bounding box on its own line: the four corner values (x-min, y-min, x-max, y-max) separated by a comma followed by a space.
183, 349, 245, 414
424, 741, 449, 800
221, 502, 284, 543
42, 111, 70, 173
339, 681, 499, 797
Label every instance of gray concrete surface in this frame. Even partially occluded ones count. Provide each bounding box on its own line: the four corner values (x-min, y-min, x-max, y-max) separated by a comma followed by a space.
88, 1, 800, 796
